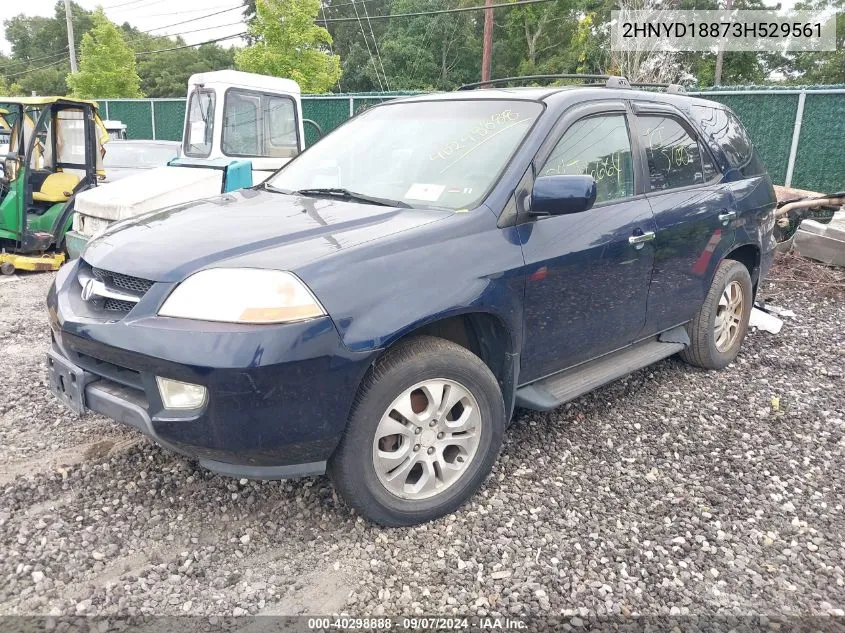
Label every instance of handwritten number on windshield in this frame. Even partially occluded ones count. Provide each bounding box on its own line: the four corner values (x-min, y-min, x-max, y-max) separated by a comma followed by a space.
430, 109, 523, 161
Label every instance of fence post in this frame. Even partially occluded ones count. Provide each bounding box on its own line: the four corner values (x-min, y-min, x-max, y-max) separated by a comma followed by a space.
784, 90, 806, 187
149, 99, 157, 140
349, 97, 354, 118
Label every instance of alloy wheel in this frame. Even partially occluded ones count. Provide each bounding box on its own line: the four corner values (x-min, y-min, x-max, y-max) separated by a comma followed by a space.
372, 378, 482, 500
714, 280, 744, 352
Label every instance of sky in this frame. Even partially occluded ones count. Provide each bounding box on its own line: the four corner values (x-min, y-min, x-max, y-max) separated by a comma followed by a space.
1, 0, 801, 56
0, 0, 248, 55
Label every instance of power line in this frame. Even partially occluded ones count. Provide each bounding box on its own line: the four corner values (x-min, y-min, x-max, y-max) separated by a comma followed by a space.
350, 0, 385, 91
361, 0, 390, 91
5, 58, 67, 79
134, 31, 246, 55
120, 4, 239, 19
104, 0, 172, 13
101, 0, 159, 9
144, 5, 245, 32
0, 47, 70, 72
323, 0, 389, 9
316, 0, 557, 22
148, 21, 245, 38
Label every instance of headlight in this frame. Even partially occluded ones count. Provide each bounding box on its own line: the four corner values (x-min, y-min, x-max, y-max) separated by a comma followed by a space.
158, 268, 326, 323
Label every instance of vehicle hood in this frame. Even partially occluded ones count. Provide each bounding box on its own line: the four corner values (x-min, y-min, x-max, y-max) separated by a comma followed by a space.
82, 188, 452, 282
102, 166, 151, 183
75, 165, 224, 222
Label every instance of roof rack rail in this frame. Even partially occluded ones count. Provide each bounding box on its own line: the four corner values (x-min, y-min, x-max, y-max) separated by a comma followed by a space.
629, 82, 687, 93
458, 74, 630, 90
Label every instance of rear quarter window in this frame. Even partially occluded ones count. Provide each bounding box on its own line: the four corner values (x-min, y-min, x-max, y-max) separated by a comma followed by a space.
689, 104, 764, 178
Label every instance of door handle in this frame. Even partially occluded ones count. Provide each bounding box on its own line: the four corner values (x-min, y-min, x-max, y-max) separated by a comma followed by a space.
628, 231, 656, 248
718, 210, 737, 225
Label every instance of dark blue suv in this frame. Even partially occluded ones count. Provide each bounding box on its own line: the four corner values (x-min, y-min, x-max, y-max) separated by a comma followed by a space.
46, 76, 777, 526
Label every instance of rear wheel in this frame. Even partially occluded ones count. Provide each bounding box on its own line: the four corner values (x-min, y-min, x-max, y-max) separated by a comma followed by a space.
0, 262, 14, 276
681, 259, 753, 370
329, 336, 505, 526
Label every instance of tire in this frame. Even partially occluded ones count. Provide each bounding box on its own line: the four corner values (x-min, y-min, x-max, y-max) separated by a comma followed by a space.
329, 336, 506, 526
681, 259, 753, 370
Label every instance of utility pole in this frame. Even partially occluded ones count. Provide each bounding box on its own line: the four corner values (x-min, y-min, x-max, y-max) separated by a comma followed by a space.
64, 0, 78, 74
713, 0, 732, 85
481, 0, 493, 83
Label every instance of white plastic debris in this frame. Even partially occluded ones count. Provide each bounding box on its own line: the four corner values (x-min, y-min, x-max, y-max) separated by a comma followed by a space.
764, 304, 797, 319
750, 308, 783, 334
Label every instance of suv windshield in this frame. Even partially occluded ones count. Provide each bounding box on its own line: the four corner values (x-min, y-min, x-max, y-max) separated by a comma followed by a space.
268, 99, 543, 210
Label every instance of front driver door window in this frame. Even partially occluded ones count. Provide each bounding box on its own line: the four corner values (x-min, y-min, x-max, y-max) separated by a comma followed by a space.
519, 110, 657, 382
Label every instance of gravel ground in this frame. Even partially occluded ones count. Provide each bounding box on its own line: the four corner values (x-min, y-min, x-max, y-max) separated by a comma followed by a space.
0, 260, 843, 621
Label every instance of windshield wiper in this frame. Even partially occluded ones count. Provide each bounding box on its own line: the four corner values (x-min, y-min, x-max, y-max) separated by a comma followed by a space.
261, 182, 293, 194
293, 188, 412, 208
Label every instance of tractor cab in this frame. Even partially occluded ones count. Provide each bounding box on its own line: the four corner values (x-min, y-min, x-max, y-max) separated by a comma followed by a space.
0, 97, 107, 274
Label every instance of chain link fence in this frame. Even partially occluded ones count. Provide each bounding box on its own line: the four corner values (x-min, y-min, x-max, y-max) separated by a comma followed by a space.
91, 87, 844, 194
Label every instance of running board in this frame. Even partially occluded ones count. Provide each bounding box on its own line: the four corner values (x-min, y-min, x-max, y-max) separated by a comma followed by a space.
515, 338, 686, 412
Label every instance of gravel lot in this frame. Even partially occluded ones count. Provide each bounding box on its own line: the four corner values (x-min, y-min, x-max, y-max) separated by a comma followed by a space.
1, 258, 843, 621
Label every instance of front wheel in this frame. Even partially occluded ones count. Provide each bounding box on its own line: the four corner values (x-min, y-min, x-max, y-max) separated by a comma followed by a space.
681, 259, 753, 370
329, 336, 505, 526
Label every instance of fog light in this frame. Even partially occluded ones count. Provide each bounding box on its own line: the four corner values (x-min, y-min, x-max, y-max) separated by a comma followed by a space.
156, 377, 207, 410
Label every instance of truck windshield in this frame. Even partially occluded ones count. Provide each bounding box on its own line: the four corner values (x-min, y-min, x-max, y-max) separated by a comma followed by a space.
268, 99, 543, 210
184, 89, 215, 157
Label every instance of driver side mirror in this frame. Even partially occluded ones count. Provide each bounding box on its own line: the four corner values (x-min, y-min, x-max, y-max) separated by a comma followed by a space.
529, 175, 597, 216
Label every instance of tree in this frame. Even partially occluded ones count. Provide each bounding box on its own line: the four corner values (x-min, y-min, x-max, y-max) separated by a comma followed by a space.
788, 0, 844, 83
236, 0, 342, 93
66, 9, 143, 98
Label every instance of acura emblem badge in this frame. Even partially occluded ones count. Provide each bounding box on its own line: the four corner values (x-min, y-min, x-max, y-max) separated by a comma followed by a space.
81, 279, 96, 301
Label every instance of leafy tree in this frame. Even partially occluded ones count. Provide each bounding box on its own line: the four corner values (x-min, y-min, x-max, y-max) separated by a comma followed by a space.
67, 9, 143, 98
135, 45, 236, 98
19, 67, 71, 95
4, 2, 93, 69
236, 0, 342, 93
788, 0, 844, 84
376, 0, 480, 91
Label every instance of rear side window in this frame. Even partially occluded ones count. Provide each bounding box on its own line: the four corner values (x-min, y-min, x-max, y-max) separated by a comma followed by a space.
637, 115, 714, 191
540, 114, 634, 204
690, 105, 762, 176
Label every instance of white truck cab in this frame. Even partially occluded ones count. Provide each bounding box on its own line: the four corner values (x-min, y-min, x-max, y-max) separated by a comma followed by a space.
181, 70, 305, 182
67, 71, 307, 258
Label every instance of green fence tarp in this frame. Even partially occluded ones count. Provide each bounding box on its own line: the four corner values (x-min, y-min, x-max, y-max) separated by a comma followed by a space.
792, 93, 845, 194
99, 89, 845, 193
152, 100, 186, 141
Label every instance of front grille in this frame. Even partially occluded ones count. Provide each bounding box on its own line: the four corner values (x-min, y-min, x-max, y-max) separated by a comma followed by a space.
104, 298, 135, 312
92, 267, 154, 295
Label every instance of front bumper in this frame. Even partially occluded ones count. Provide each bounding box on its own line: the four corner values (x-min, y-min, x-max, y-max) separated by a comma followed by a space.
47, 260, 377, 479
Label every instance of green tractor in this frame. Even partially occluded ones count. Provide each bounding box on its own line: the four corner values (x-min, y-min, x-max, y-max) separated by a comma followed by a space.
0, 97, 108, 275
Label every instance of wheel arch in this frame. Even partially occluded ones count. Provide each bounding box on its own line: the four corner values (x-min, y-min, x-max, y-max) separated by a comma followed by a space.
376, 311, 519, 420
724, 242, 761, 292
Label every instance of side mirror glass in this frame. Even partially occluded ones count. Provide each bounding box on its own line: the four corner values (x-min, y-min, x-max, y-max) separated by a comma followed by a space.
530, 174, 597, 216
